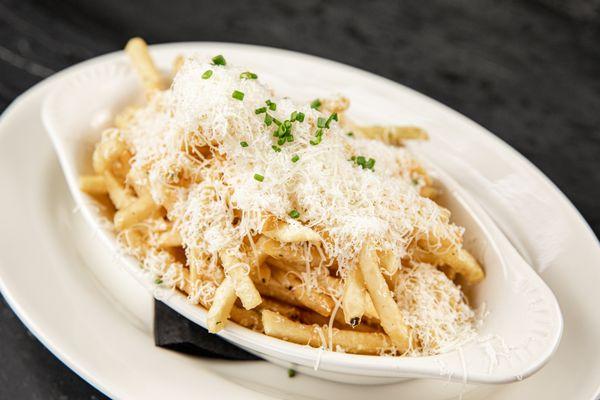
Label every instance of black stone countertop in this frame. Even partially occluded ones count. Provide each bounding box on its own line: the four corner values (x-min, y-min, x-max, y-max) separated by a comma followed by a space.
0, 0, 599, 398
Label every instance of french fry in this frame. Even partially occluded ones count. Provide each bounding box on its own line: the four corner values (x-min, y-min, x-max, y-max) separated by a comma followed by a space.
270, 268, 334, 317
297, 308, 381, 333
262, 310, 393, 355
207, 276, 237, 332
79, 175, 107, 195
378, 250, 399, 277
93, 133, 128, 174
103, 171, 136, 210
220, 252, 262, 310
353, 125, 428, 146
412, 246, 484, 285
342, 267, 366, 326
125, 37, 165, 91
158, 227, 182, 248
359, 244, 410, 351
114, 193, 159, 230
263, 220, 321, 243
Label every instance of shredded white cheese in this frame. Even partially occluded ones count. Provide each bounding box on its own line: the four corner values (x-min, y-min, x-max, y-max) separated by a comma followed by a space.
112, 54, 477, 355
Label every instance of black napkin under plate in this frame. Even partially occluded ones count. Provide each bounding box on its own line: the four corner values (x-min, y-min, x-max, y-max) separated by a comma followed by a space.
154, 300, 260, 361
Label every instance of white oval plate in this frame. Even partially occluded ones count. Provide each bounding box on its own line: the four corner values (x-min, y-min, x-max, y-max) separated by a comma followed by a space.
1, 42, 599, 399
41, 43, 562, 384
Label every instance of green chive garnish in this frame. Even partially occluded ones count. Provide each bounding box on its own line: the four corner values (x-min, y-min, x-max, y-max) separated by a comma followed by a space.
240, 71, 258, 79
288, 369, 296, 378
255, 107, 267, 114
347, 131, 354, 137
264, 114, 273, 126
266, 99, 277, 111
232, 90, 245, 101
202, 70, 213, 79
325, 112, 338, 128
272, 145, 282, 152
155, 278, 163, 284
254, 174, 264, 182
296, 112, 305, 122
317, 117, 326, 128
291, 155, 300, 163
289, 209, 300, 219
366, 158, 376, 170
211, 55, 226, 66
240, 141, 249, 147
310, 99, 321, 110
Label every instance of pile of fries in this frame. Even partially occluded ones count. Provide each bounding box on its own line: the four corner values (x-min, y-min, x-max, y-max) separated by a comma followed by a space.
80, 38, 484, 356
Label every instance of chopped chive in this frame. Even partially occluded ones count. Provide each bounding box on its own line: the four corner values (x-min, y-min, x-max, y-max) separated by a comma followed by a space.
211, 54, 226, 66
273, 118, 282, 126
290, 111, 298, 121
155, 278, 163, 284
291, 155, 300, 163
240, 71, 258, 79
325, 112, 338, 128
232, 90, 245, 101
264, 114, 273, 126
317, 117, 326, 128
347, 131, 354, 137
266, 99, 277, 111
286, 135, 293, 142
255, 107, 267, 114
356, 156, 366, 166
366, 158, 376, 170
201, 70, 213, 79
296, 112, 305, 122
310, 136, 322, 145
310, 99, 321, 110
240, 141, 249, 147
254, 174, 264, 182
289, 209, 300, 219
272, 145, 282, 152
277, 137, 286, 145
288, 369, 297, 378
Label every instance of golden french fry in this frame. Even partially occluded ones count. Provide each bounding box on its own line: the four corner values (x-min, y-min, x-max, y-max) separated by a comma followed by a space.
412, 246, 483, 285
125, 37, 165, 91
262, 310, 393, 355
220, 252, 262, 310
230, 306, 263, 331
257, 237, 322, 269
103, 171, 136, 210
319, 95, 350, 114
158, 228, 182, 248
92, 132, 129, 174
353, 125, 428, 146
342, 267, 366, 326
259, 297, 302, 321
359, 244, 410, 351
263, 220, 321, 243
79, 175, 107, 195
297, 308, 381, 333
270, 268, 333, 317
378, 250, 399, 276
114, 193, 159, 230
207, 276, 237, 332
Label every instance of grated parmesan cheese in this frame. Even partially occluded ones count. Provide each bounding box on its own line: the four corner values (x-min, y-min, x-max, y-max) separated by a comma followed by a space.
113, 54, 478, 355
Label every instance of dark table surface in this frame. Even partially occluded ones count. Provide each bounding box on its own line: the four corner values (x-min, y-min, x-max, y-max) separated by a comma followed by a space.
1, 0, 599, 398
